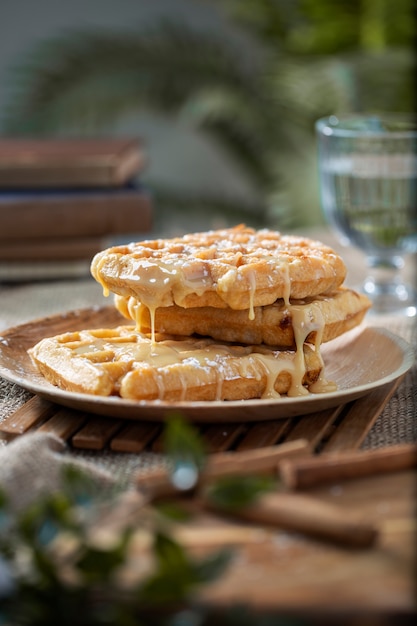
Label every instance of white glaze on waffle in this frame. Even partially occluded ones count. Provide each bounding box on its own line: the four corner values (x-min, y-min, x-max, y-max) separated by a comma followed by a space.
28, 326, 325, 401
91, 225, 347, 314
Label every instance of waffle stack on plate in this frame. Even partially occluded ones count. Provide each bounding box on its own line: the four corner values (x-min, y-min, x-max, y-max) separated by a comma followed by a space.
28, 225, 371, 402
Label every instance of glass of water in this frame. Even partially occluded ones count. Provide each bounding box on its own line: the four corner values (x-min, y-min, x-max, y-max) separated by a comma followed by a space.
316, 113, 417, 316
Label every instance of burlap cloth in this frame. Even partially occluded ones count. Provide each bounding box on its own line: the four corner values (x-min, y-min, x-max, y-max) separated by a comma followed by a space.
1, 256, 416, 511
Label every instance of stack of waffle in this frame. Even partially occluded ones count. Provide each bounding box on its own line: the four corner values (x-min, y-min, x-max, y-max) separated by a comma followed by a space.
29, 225, 371, 402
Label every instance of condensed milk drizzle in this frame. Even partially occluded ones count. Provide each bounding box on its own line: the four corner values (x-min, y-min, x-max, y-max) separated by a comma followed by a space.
70, 331, 318, 401
247, 271, 257, 320
288, 303, 321, 397
281, 260, 291, 308
91, 253, 110, 297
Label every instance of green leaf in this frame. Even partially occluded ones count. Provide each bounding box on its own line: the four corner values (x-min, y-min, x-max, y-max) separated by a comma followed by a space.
76, 527, 133, 583
153, 530, 190, 571
30, 545, 61, 586
163, 414, 207, 464
139, 531, 231, 605
0, 488, 10, 534
163, 414, 207, 490
60, 465, 101, 508
17, 492, 74, 545
206, 475, 275, 512
0, 488, 8, 511
154, 501, 193, 523
191, 548, 232, 584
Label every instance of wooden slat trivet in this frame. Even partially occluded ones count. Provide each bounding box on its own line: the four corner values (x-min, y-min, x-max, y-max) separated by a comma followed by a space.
71, 416, 122, 450
110, 422, 161, 453
37, 408, 86, 440
0, 395, 57, 437
0, 378, 404, 455
150, 422, 247, 454
235, 419, 291, 451
281, 407, 343, 448
320, 377, 402, 453
201, 423, 248, 453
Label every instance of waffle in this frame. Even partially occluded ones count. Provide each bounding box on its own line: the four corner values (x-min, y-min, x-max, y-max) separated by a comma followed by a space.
91, 225, 347, 312
28, 326, 324, 401
115, 287, 371, 348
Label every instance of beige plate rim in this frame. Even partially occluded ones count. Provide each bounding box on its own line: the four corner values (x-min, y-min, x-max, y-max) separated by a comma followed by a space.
0, 306, 414, 423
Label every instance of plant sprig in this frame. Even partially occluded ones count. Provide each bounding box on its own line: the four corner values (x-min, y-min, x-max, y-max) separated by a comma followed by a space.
0, 417, 277, 625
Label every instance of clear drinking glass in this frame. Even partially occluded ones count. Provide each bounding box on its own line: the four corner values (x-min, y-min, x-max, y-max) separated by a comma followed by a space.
316, 113, 417, 316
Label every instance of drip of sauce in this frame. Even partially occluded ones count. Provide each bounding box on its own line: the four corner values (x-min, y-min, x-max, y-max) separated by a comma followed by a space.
126, 297, 157, 345
288, 303, 321, 397
146, 305, 157, 346
307, 303, 337, 393
281, 261, 291, 307
248, 270, 257, 320
91, 253, 110, 297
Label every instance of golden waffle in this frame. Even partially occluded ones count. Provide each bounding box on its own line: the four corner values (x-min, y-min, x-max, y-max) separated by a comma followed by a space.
115, 287, 371, 348
28, 326, 325, 401
91, 225, 347, 312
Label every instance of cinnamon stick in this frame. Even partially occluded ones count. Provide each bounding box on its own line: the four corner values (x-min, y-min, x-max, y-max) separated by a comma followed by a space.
205, 492, 378, 549
207, 438, 311, 478
279, 443, 417, 490
136, 439, 310, 500
135, 440, 379, 548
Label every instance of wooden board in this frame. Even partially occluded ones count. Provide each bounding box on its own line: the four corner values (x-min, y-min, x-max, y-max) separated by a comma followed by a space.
194, 468, 417, 613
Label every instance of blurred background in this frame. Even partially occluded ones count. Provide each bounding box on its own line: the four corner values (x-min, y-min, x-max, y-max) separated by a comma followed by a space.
0, 0, 415, 237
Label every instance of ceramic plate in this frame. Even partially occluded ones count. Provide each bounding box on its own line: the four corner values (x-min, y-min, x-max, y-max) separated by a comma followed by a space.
0, 306, 413, 423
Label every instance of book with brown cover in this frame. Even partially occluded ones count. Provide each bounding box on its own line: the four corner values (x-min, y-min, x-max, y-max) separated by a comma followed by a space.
0, 138, 145, 188
0, 185, 152, 241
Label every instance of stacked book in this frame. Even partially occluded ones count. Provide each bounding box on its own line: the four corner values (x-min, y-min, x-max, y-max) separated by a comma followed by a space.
0, 138, 152, 280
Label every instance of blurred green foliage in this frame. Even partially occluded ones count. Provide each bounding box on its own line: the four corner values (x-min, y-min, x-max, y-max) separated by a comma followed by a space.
0, 419, 234, 625
224, 0, 415, 53
2, 0, 415, 229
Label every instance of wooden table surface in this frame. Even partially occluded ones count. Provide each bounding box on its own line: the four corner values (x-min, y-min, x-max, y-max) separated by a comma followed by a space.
187, 468, 416, 618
